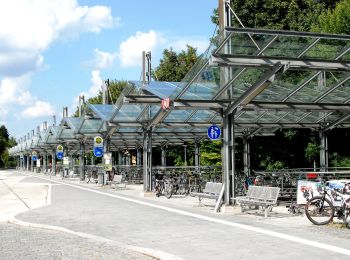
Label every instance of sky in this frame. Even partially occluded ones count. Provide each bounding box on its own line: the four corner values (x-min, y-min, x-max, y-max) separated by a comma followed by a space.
0, 0, 218, 140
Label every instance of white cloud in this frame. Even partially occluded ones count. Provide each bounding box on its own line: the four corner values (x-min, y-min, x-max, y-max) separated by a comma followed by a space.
169, 38, 209, 54
0, 76, 33, 106
117, 30, 209, 68
0, 75, 56, 121
118, 30, 163, 67
93, 48, 117, 69
21, 101, 55, 118
0, 0, 119, 77
71, 70, 103, 113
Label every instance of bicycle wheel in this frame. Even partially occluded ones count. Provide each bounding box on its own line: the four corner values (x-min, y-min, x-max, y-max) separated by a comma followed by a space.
305, 196, 334, 225
164, 182, 173, 199
85, 175, 90, 183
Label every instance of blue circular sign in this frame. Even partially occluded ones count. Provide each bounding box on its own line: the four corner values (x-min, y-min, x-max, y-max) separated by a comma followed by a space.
93, 147, 103, 157
207, 125, 221, 140
32, 156, 37, 161
56, 152, 64, 160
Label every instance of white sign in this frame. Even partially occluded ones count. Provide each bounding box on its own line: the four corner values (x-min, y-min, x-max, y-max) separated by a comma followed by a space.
104, 152, 112, 165
63, 157, 70, 166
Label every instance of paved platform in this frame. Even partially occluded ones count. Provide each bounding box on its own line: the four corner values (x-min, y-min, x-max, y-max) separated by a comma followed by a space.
2, 169, 350, 260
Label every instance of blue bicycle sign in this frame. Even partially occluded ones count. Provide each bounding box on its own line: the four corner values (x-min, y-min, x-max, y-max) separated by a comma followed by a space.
207, 125, 221, 140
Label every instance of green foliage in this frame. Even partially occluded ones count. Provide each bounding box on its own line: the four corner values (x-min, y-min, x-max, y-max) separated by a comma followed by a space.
0, 125, 17, 167
153, 45, 199, 82
330, 153, 350, 167
312, 0, 350, 34
200, 140, 222, 166
211, 0, 327, 31
73, 80, 128, 117
305, 138, 319, 162
259, 156, 285, 170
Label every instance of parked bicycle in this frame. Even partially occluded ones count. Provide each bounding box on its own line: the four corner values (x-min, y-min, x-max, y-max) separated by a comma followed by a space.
164, 173, 189, 199
305, 181, 350, 228
85, 168, 98, 184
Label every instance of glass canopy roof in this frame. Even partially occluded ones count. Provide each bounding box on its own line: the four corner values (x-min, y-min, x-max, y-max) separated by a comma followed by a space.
10, 27, 350, 155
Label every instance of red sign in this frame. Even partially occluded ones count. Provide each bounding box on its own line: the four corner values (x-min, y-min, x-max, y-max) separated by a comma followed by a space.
306, 173, 318, 179
161, 98, 170, 110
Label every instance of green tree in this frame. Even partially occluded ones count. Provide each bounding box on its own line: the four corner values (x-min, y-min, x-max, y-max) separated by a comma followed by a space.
212, 0, 328, 31
0, 125, 17, 167
74, 80, 128, 116
153, 45, 199, 82
312, 0, 350, 34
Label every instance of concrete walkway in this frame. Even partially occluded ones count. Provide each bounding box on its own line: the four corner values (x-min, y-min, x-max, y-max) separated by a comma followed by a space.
2, 169, 350, 259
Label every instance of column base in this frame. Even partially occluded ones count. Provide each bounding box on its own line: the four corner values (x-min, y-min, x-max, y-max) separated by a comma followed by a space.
220, 205, 241, 214
141, 191, 156, 197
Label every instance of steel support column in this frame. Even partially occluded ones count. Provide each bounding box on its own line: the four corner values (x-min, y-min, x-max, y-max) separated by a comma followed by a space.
147, 130, 153, 191
43, 152, 47, 174
319, 131, 328, 171
243, 137, 250, 177
118, 149, 122, 165
79, 142, 85, 181
52, 151, 56, 176
26, 155, 30, 171
161, 145, 166, 167
142, 131, 148, 192
194, 141, 200, 169
137, 148, 141, 166
30, 155, 34, 172
222, 114, 234, 205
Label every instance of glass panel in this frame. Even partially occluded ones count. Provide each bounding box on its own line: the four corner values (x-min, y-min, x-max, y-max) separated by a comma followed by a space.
189, 110, 217, 122
340, 48, 350, 61
304, 39, 348, 60
219, 32, 275, 56
89, 104, 117, 121
112, 104, 144, 122
65, 117, 82, 131
319, 77, 350, 103
229, 68, 268, 100
263, 36, 311, 58
150, 104, 160, 118
163, 110, 193, 122
255, 71, 316, 102
80, 119, 103, 133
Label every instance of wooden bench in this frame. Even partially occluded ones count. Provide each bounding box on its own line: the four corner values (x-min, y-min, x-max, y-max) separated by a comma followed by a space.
109, 175, 126, 189
233, 186, 280, 217
190, 182, 223, 204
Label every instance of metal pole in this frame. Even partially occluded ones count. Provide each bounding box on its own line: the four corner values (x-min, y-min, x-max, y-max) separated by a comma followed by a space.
319, 131, 328, 171
148, 130, 153, 191
194, 141, 200, 168
79, 142, 85, 181
243, 137, 250, 177
183, 145, 187, 167
231, 114, 235, 200
142, 131, 148, 192
161, 146, 166, 167
137, 148, 141, 166
222, 114, 232, 205
52, 150, 56, 177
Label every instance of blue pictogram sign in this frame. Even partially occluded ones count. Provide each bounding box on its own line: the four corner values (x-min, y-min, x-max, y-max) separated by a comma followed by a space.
32, 156, 37, 161
56, 152, 64, 160
207, 125, 221, 140
93, 147, 103, 157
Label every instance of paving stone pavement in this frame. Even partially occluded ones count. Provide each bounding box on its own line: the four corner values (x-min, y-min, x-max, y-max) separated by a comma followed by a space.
0, 222, 155, 260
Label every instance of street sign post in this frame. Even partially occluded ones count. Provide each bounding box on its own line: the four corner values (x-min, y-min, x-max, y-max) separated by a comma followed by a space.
32, 151, 37, 161
93, 136, 104, 157
207, 125, 221, 140
56, 145, 64, 160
